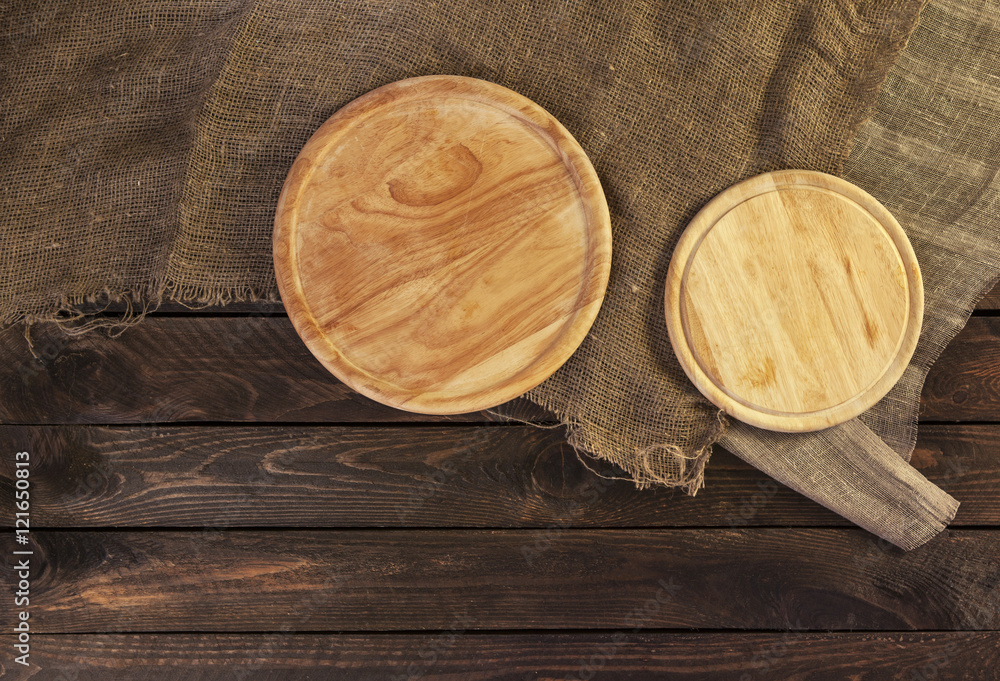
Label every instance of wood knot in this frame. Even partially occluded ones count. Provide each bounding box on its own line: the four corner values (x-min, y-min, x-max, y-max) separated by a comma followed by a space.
387, 143, 482, 207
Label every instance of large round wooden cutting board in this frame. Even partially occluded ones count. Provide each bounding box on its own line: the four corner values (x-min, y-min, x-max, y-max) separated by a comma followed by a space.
665, 170, 923, 433
274, 75, 611, 415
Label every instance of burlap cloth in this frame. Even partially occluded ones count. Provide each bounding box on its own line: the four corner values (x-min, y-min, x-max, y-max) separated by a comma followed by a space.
721, 0, 1000, 549
2, 0, 998, 548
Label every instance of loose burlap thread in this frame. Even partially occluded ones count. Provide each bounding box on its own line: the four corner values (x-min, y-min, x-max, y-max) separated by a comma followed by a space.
4, 0, 997, 548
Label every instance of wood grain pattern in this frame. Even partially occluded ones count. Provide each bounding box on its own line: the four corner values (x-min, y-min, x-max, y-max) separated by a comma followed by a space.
4, 315, 996, 425
2, 425, 997, 528
70, 298, 290, 316
0, 318, 549, 424
274, 75, 611, 415
0, 317, 1000, 424
979, 282, 1000, 310
666, 170, 922, 432
0, 317, 1000, 423
14, 529, 1000, 632
70, 283, 1000, 314
4, 633, 997, 680
921, 316, 1000, 421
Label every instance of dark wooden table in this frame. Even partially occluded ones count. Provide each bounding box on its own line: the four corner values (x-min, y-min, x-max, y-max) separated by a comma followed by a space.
2, 285, 999, 679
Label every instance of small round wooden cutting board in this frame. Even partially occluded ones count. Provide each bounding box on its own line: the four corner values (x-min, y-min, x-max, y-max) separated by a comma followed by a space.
274, 75, 611, 415
665, 170, 923, 433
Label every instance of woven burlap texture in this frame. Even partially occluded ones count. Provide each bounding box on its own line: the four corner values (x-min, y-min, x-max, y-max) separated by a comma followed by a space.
846, 0, 1000, 459
2, 0, 923, 484
720, 0, 1000, 549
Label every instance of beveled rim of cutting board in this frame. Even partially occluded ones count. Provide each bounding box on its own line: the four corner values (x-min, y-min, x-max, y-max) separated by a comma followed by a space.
273, 75, 612, 415
664, 170, 923, 433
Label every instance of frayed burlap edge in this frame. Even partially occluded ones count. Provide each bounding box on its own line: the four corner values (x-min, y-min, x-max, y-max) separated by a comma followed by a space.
10, 280, 279, 358
493, 397, 730, 497
514, 0, 926, 496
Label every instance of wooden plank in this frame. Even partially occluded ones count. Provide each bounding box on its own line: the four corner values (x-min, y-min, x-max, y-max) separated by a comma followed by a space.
978, 282, 1000, 310
71, 280, 1000, 315
16, 529, 1000, 632
910, 425, 1000, 524
2, 424, 996, 528
0, 318, 547, 424
2, 632, 996, 680
921, 317, 1000, 421
2, 315, 996, 425
72, 298, 288, 315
